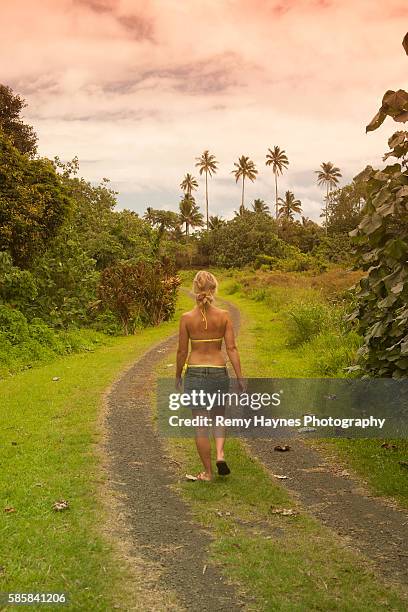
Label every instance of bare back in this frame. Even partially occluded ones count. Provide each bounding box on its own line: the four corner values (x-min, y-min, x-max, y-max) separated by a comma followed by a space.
181, 304, 229, 366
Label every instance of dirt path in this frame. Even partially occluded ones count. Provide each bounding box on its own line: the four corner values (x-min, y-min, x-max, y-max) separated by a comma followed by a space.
105, 297, 408, 611
223, 297, 408, 587
105, 333, 247, 612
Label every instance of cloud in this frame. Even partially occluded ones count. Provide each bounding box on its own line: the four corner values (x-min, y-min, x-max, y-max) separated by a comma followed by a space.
73, 0, 118, 14
0, 0, 406, 221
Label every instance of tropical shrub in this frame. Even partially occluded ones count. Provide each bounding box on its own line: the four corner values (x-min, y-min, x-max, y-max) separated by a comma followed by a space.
350, 35, 408, 378
27, 231, 99, 328
200, 212, 283, 268
0, 305, 29, 344
0, 304, 105, 376
255, 243, 328, 273
98, 260, 181, 334
0, 251, 37, 307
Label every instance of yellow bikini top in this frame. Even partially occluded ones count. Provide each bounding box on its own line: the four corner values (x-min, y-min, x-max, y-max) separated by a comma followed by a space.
190, 337, 223, 343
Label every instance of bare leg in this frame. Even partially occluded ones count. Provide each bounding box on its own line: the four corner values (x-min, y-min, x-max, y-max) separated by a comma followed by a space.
194, 411, 212, 479
212, 409, 226, 462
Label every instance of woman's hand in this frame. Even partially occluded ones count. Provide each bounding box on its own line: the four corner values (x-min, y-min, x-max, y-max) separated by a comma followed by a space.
175, 376, 183, 391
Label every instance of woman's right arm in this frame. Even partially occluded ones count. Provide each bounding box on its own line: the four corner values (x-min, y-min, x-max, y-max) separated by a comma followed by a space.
175, 314, 189, 388
224, 313, 245, 389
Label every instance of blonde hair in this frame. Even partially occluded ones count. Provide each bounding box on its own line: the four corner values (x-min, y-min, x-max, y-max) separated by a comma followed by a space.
192, 271, 218, 328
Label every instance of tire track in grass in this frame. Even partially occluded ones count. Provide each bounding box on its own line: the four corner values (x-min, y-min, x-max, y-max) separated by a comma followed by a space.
105, 334, 247, 612
222, 295, 408, 588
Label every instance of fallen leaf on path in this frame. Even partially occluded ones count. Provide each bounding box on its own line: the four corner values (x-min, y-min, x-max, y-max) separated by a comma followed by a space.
52, 377, 60, 382
185, 474, 198, 481
272, 474, 290, 480
53, 500, 69, 512
166, 364, 175, 367
274, 445, 290, 452
270, 508, 298, 516
4, 507, 16, 513
202, 565, 207, 575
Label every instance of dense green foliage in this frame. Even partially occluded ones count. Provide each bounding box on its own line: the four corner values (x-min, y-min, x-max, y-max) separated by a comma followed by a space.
0, 133, 71, 267
0, 303, 105, 376
350, 136, 408, 377
98, 260, 180, 334
350, 36, 408, 378
0, 87, 181, 374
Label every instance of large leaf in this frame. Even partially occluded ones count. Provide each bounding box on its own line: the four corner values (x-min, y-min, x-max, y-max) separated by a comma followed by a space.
388, 131, 408, 148
376, 199, 395, 217
395, 110, 408, 123
354, 165, 374, 182
366, 109, 386, 133
403, 32, 408, 55
391, 280, 405, 294
382, 89, 408, 115
385, 238, 408, 260
397, 185, 408, 199
358, 212, 383, 235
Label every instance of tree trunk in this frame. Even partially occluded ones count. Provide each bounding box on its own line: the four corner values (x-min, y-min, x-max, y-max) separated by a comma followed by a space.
241, 175, 245, 209
275, 172, 278, 220
325, 184, 329, 235
205, 171, 209, 231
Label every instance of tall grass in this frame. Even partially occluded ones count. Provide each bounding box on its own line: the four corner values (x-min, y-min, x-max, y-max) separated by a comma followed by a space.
220, 268, 362, 378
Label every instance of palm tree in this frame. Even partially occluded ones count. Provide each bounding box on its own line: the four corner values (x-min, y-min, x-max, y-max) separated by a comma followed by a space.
265, 146, 289, 219
195, 150, 218, 230
180, 173, 198, 196
231, 156, 258, 209
234, 204, 249, 217
252, 198, 270, 214
179, 194, 204, 236
315, 161, 342, 233
143, 206, 155, 225
278, 191, 302, 220
209, 215, 225, 230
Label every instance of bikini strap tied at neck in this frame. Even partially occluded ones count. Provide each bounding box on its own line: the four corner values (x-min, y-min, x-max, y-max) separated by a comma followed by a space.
200, 305, 208, 329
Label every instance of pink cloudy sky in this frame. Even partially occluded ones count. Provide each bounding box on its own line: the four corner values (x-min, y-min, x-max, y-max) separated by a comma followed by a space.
1, 0, 407, 221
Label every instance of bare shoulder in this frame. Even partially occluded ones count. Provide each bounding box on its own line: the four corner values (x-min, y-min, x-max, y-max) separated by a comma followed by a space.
217, 307, 231, 319
212, 307, 231, 325
180, 309, 195, 320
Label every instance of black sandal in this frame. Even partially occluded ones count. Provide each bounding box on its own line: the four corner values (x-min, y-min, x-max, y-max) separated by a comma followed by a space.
216, 460, 231, 476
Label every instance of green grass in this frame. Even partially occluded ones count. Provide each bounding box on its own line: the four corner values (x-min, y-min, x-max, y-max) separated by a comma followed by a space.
217, 281, 408, 507
0, 293, 191, 611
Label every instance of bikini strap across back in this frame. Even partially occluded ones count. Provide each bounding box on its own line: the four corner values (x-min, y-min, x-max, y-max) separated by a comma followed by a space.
190, 337, 223, 343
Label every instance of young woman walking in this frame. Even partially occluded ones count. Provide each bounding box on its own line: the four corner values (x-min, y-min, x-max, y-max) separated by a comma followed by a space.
175, 271, 244, 481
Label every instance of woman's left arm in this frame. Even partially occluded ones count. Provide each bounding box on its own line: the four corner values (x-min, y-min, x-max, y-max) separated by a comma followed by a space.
175, 314, 189, 388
